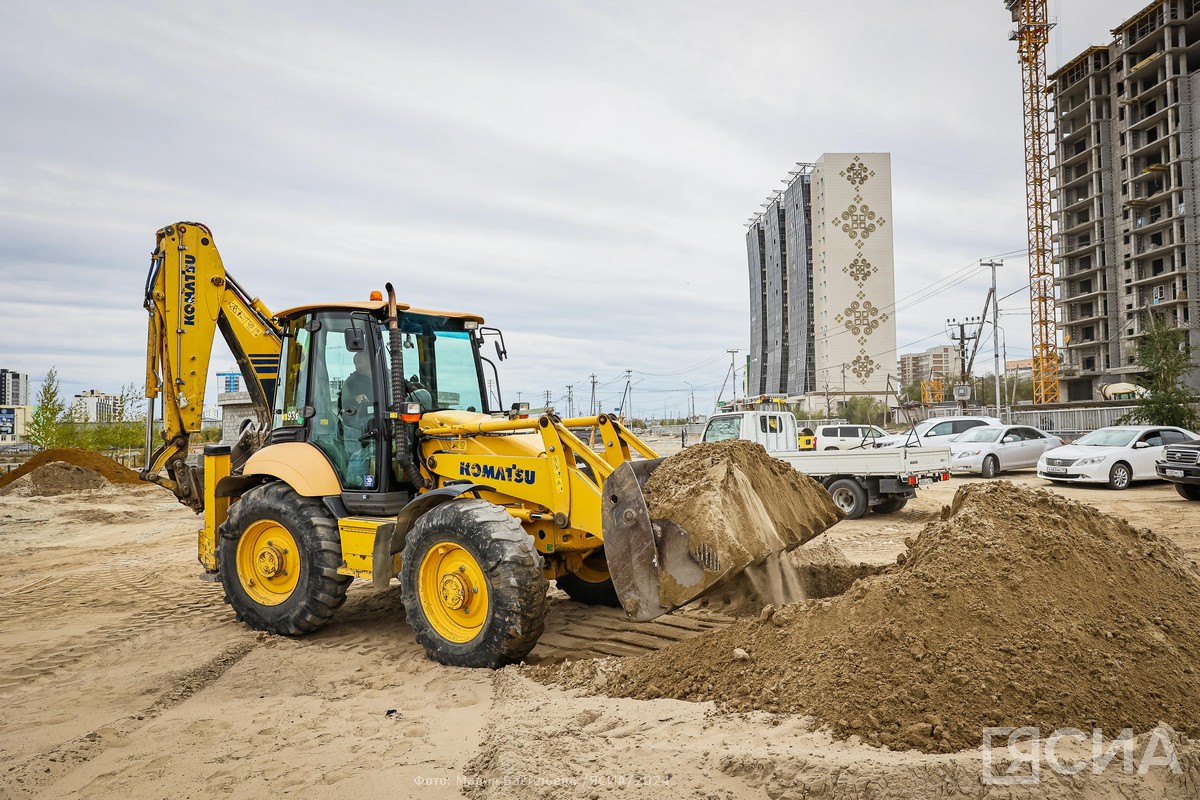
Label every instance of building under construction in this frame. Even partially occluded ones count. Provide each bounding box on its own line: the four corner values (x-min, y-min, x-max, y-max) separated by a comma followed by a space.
1051, 0, 1200, 399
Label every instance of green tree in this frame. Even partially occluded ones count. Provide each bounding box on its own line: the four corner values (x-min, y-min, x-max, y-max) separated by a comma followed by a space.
844, 396, 885, 426
1119, 312, 1199, 429
26, 368, 67, 450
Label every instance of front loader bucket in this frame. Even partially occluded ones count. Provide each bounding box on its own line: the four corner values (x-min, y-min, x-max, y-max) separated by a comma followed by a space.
601, 446, 845, 622
600, 460, 700, 623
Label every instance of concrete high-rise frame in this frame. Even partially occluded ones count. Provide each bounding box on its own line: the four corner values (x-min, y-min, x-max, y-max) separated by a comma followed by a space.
1051, 1, 1200, 399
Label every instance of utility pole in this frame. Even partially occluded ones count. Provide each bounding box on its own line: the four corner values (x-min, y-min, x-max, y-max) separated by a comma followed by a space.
982, 259, 1004, 420
588, 373, 597, 417
726, 349, 740, 407
618, 369, 633, 421
565, 384, 574, 418
543, 389, 552, 411
947, 316, 982, 411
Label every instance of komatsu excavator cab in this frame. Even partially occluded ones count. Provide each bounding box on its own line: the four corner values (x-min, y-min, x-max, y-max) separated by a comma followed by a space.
268, 302, 487, 516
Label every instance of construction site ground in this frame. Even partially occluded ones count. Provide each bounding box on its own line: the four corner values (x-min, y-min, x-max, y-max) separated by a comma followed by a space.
2, 441, 1198, 799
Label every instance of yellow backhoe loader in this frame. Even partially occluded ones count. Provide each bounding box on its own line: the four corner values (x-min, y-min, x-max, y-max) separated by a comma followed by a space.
142, 221, 800, 667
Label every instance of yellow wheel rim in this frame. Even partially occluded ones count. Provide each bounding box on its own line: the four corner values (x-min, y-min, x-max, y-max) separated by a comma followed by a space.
418, 541, 490, 643
236, 520, 301, 606
573, 555, 611, 585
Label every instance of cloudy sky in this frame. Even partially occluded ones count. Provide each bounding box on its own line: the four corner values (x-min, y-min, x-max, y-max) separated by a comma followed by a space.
0, 0, 1141, 418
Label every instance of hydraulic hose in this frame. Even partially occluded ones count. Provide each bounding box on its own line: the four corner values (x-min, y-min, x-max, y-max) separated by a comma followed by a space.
385, 283, 429, 489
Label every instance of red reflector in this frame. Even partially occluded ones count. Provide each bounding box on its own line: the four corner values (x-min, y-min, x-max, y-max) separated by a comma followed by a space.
401, 414, 420, 423
519, 414, 529, 419
908, 475, 918, 486
942, 472, 950, 481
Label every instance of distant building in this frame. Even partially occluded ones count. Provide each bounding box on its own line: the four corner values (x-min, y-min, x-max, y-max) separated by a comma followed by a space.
0, 369, 30, 406
217, 372, 242, 393
0, 405, 32, 445
72, 389, 121, 423
1005, 358, 1035, 379
218, 390, 258, 445
746, 154, 897, 407
898, 345, 959, 388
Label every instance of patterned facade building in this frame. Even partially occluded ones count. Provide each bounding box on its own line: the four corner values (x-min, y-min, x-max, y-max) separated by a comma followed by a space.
810, 153, 898, 397
1051, 2, 1200, 398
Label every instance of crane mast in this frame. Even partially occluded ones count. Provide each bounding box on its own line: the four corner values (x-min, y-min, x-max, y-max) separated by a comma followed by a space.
1006, 0, 1060, 404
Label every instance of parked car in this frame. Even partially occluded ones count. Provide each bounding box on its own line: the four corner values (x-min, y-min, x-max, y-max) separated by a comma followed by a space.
1037, 425, 1198, 489
949, 424, 1063, 478
814, 424, 889, 450
874, 415, 1002, 449
1156, 440, 1200, 500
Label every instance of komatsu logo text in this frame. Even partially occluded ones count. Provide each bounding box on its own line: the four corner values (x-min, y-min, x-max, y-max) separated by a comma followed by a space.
459, 462, 536, 484
182, 255, 197, 326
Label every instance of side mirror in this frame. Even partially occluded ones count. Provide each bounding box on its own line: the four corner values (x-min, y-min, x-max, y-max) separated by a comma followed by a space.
1133, 441, 1150, 449
495, 341, 507, 362
1002, 435, 1017, 443
344, 327, 365, 352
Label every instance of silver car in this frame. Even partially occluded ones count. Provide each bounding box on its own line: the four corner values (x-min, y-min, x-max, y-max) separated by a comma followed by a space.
949, 425, 1063, 478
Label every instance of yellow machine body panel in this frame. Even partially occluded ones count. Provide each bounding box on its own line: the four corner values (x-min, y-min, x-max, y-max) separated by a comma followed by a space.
336, 517, 399, 580
242, 443, 342, 497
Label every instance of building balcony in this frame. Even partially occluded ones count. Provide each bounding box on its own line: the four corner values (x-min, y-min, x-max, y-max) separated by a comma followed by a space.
1060, 286, 1108, 303
1058, 259, 1105, 280
1061, 305, 1108, 324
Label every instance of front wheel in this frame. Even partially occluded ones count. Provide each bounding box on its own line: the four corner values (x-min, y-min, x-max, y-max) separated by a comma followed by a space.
218, 482, 352, 635
1176, 483, 1200, 501
826, 478, 868, 520
401, 499, 548, 668
1107, 462, 1132, 490
981, 455, 999, 479
556, 553, 622, 607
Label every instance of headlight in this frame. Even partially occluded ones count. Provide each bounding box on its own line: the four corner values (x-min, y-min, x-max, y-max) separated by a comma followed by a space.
1076, 456, 1107, 466
955, 450, 981, 458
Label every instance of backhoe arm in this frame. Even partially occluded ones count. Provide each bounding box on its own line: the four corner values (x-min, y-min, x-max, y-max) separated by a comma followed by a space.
142, 222, 281, 510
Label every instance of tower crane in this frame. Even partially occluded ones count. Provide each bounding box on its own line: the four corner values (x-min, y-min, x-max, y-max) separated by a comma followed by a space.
1005, 0, 1060, 404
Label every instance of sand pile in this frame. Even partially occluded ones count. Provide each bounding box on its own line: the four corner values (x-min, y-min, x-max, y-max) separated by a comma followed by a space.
639, 440, 843, 610
0, 448, 140, 490
539, 482, 1200, 753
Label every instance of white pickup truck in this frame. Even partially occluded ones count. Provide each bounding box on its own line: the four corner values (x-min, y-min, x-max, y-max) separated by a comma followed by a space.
699, 409, 952, 519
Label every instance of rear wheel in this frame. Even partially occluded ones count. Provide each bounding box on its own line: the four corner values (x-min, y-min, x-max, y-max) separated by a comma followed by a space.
1107, 462, 1132, 490
1176, 483, 1200, 501
556, 552, 621, 607
826, 478, 869, 520
218, 482, 351, 635
981, 455, 999, 479
871, 496, 908, 515
401, 499, 548, 668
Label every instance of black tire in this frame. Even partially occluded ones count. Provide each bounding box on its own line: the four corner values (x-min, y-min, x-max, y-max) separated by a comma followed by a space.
556, 554, 622, 607
824, 446, 838, 451
218, 482, 352, 635
871, 496, 908, 515
981, 455, 999, 479
1176, 483, 1200, 501
1107, 462, 1132, 490
401, 499, 548, 668
827, 478, 869, 520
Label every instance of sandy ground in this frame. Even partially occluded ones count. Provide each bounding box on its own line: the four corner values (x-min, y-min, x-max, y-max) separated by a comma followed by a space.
2, 446, 1198, 798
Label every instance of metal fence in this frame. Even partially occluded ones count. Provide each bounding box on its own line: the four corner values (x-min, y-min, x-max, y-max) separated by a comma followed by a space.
996, 406, 1138, 438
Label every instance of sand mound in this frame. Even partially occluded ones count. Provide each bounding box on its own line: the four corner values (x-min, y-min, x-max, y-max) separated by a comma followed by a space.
538, 482, 1200, 752
0, 448, 140, 490
640, 440, 843, 609
0, 462, 110, 497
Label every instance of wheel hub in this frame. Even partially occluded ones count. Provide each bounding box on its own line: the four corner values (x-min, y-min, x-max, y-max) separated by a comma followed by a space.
439, 571, 470, 610
255, 540, 288, 579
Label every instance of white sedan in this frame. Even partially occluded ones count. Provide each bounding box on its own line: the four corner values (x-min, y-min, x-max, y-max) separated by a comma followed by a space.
1037, 425, 1199, 489
950, 425, 1063, 478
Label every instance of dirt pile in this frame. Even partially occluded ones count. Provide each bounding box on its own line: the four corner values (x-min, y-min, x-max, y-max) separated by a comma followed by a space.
0, 462, 111, 496
0, 448, 140, 491
640, 440, 843, 609
538, 482, 1200, 752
